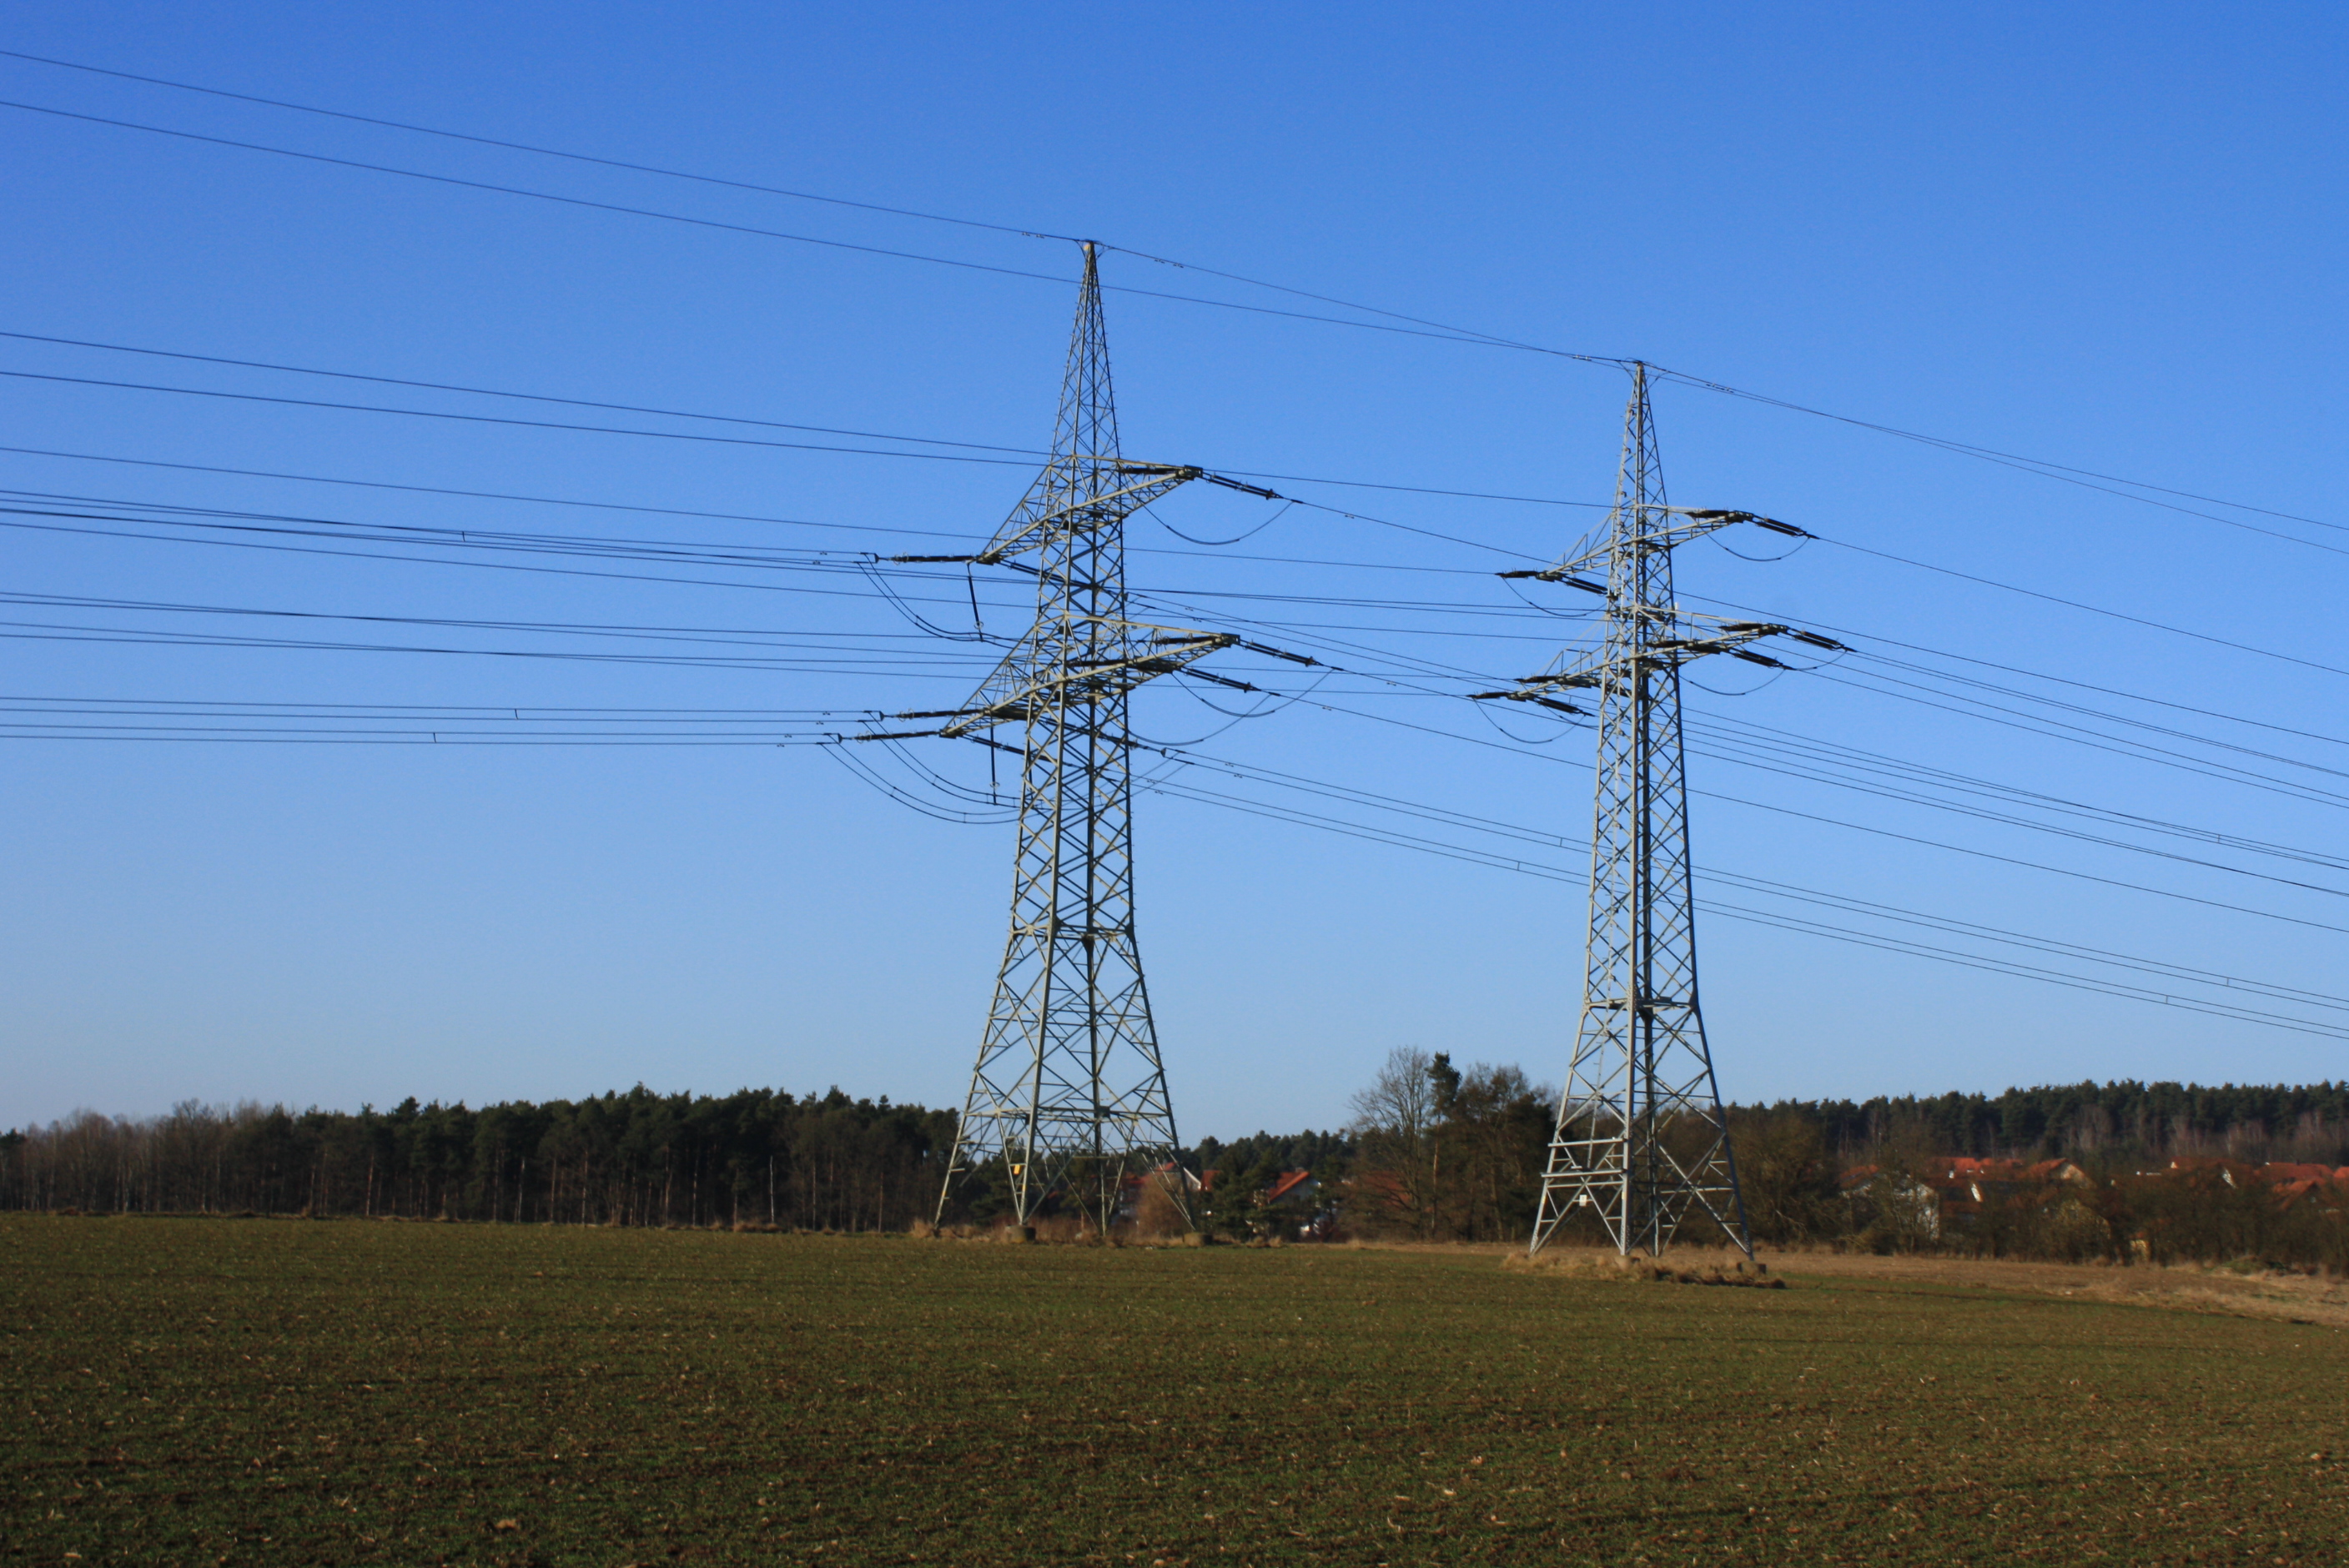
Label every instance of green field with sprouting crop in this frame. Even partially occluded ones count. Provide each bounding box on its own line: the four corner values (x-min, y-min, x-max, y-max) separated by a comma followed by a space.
3, 1218, 2343, 1565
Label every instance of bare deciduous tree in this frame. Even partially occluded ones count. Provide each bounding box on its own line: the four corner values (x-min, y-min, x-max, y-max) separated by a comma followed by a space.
1350, 1047, 1440, 1238
1348, 1049, 1553, 1241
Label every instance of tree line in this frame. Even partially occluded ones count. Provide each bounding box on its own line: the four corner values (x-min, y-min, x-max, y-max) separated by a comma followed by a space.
1750, 1079, 2349, 1167
0, 1088, 958, 1231
1325, 1058, 2347, 1268
8, 1069, 2344, 1267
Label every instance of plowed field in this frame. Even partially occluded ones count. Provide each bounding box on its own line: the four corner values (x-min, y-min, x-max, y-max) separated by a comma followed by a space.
3, 1219, 2343, 1564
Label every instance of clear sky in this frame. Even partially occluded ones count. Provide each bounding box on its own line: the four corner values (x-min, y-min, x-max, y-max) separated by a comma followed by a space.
3, 3, 2343, 1134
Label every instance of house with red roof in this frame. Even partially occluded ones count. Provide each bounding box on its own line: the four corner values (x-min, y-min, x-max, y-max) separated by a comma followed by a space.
1263, 1168, 1317, 1207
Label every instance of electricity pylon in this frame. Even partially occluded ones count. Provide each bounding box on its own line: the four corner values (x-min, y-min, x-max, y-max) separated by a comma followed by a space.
1479, 363, 1827, 1257
910, 244, 1231, 1227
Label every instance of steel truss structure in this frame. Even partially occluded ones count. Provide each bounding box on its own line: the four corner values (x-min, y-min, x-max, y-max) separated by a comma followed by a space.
921, 245, 1230, 1225
1482, 364, 1817, 1257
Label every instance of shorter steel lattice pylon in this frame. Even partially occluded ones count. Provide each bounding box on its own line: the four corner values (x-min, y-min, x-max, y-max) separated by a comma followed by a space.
1480, 364, 1828, 1256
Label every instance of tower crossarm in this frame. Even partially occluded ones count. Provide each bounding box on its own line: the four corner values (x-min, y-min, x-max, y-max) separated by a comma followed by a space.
934, 622, 1238, 737
1500, 510, 1809, 585
975, 461, 1204, 564
1471, 618, 1798, 710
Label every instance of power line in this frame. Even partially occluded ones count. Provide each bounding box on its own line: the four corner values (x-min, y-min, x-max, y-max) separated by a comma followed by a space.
0, 726, 845, 746
1686, 711, 2349, 873
0, 505, 969, 605
858, 603, 2349, 969
4, 502, 1559, 708
0, 482, 1589, 649
1193, 677, 2349, 938
1696, 785, 2349, 937
1134, 752, 2349, 1016
1132, 771, 2349, 1042
0, 503, 1574, 654
19, 660, 2341, 1033
21, 666, 2332, 1033
1139, 584, 2349, 872
0, 368, 1582, 558
0, 587, 1001, 660
0, 328, 1046, 455
0, 694, 886, 715
1803, 662, 2349, 813
0, 442, 1550, 582
40, 337, 2294, 671
0, 441, 978, 543
1138, 576, 2349, 857
0, 489, 901, 569
1843, 643, 2349, 755
0, 327, 1610, 511
1244, 586, 2349, 889
1812, 530, 2349, 681
23, 389, 2328, 678
23, 581, 2349, 1033
23, 596, 2327, 932
0, 621, 984, 677
0, 48, 1582, 360
1647, 616, 2349, 832
0, 366, 1044, 469
1168, 785, 2349, 1038
8, 79, 2329, 549
1684, 736, 2349, 901
14, 54, 2341, 1052
1649, 364, 2349, 543
18, 359, 2333, 671
1154, 749, 2349, 1013
0, 581, 1009, 675
0, 48, 1083, 244
0, 495, 1557, 626
23, 422, 2349, 962
0, 96, 1544, 356
18, 440, 2334, 763
8, 58, 2332, 553
28, 476, 2345, 842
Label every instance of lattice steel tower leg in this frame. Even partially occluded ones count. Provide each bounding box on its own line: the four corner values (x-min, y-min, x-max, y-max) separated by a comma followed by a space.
929, 246, 1224, 1228
1519, 364, 1761, 1257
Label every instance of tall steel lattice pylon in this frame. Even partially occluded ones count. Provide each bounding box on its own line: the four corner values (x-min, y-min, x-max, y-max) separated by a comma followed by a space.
924, 245, 1230, 1227
1481, 364, 1817, 1257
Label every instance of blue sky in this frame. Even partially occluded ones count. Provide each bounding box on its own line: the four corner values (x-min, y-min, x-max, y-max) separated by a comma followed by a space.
2, 3, 2343, 1133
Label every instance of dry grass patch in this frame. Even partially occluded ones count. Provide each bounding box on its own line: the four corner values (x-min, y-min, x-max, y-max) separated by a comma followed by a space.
1505, 1245, 1787, 1288
1760, 1245, 2349, 1327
